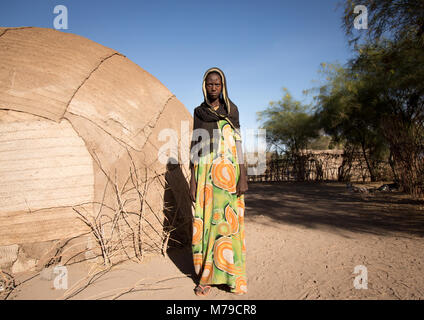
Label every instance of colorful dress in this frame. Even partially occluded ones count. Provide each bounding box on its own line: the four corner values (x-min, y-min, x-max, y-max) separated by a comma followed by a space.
192, 119, 247, 294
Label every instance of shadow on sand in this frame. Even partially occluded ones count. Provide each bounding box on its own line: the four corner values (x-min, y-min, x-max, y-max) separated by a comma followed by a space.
244, 181, 424, 238
162, 159, 196, 283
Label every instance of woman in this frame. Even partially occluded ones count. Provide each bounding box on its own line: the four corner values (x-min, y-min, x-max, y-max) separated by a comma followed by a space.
190, 67, 248, 296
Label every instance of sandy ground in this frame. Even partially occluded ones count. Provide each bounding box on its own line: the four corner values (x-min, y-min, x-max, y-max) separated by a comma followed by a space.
7, 182, 424, 300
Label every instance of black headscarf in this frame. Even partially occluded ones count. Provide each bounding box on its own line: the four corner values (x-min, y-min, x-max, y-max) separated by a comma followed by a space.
195, 67, 240, 130
190, 67, 241, 164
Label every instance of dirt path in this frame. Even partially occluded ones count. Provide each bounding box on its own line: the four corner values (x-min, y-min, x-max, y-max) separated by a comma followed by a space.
9, 182, 424, 300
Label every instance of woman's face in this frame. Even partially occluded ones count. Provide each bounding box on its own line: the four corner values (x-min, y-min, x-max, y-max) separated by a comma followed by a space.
205, 72, 222, 100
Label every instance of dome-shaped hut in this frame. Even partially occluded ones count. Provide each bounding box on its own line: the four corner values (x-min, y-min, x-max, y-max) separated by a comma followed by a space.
0, 27, 192, 275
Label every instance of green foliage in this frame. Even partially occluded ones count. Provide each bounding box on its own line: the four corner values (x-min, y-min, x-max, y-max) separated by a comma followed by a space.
257, 88, 319, 154
307, 134, 333, 150
350, 37, 424, 122
314, 62, 390, 181
256, 0, 424, 193
349, 37, 424, 193
313, 33, 423, 188
342, 0, 424, 46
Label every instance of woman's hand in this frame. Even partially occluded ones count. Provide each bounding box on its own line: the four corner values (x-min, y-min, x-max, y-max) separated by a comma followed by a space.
236, 164, 248, 197
190, 170, 197, 203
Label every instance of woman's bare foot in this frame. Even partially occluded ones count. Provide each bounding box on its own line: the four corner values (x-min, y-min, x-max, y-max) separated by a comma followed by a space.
194, 285, 212, 296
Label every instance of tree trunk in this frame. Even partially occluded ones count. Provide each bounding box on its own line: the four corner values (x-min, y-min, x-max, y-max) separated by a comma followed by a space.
361, 141, 376, 182
388, 148, 398, 183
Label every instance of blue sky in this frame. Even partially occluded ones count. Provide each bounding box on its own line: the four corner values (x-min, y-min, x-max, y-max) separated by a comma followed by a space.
1, 0, 355, 135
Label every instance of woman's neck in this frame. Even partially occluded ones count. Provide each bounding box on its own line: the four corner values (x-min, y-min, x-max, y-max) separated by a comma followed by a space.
209, 98, 221, 110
